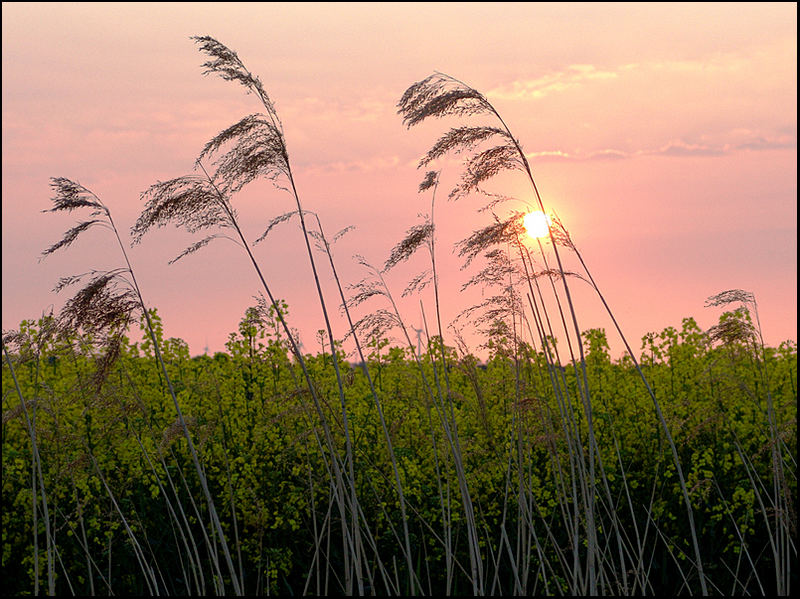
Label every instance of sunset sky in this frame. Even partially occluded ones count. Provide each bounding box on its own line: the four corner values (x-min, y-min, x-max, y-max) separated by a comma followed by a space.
2, 2, 796, 360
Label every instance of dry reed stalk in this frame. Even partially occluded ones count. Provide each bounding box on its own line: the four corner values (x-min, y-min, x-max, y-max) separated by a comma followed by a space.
397, 70, 713, 594
42, 177, 243, 594
134, 36, 371, 593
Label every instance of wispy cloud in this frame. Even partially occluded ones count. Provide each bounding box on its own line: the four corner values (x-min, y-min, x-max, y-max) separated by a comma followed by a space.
648, 140, 726, 157
522, 148, 632, 163
648, 130, 797, 157
487, 64, 622, 100
297, 154, 401, 175
734, 135, 796, 152
486, 44, 790, 104
523, 130, 796, 163
586, 149, 630, 160
523, 148, 629, 162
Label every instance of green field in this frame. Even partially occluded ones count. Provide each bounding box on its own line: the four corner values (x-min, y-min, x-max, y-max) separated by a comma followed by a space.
3, 304, 796, 595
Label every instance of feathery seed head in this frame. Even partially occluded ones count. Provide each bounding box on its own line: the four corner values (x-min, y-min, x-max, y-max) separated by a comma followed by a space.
57, 271, 138, 343
41, 219, 105, 258
707, 311, 757, 346
705, 289, 756, 308
419, 170, 439, 192
420, 126, 510, 168
346, 279, 387, 309
168, 235, 226, 265
42, 178, 112, 258
192, 36, 275, 113
455, 212, 526, 268
460, 248, 519, 292
45, 177, 107, 215
397, 73, 491, 128
332, 225, 355, 244
254, 210, 302, 244
132, 175, 231, 244
200, 114, 289, 196
384, 222, 434, 271
2, 311, 60, 361
402, 269, 433, 297
549, 214, 575, 249
348, 309, 401, 344
449, 144, 523, 201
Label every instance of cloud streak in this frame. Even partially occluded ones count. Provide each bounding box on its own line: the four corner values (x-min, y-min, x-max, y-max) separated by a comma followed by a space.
297, 154, 402, 175
487, 64, 623, 101
486, 47, 785, 103
523, 130, 796, 163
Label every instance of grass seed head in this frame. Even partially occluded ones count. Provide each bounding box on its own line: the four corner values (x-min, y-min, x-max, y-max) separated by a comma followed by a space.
384, 222, 434, 271
132, 175, 231, 244
397, 72, 492, 129
705, 289, 756, 308
45, 177, 107, 215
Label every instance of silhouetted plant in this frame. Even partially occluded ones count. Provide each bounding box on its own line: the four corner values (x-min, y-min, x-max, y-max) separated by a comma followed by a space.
706, 290, 794, 595
397, 70, 710, 595
132, 35, 374, 594
41, 177, 243, 595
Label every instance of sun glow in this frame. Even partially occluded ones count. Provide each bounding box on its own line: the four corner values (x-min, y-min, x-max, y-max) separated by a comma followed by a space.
523, 211, 551, 239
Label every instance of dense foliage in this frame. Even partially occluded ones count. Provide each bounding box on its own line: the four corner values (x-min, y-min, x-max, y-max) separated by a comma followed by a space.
2, 306, 796, 595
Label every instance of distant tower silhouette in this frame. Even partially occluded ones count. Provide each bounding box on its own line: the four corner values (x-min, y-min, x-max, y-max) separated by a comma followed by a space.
412, 325, 423, 358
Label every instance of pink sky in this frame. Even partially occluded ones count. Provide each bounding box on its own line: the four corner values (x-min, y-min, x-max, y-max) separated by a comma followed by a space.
2, 2, 797, 360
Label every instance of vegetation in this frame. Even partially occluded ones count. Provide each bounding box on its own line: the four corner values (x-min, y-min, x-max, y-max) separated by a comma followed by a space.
2, 36, 796, 596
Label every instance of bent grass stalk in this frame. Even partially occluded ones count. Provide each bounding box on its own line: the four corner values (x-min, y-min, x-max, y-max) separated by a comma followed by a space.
398, 71, 711, 594
189, 36, 368, 592
521, 234, 642, 593
350, 258, 485, 594
397, 72, 600, 591
385, 169, 488, 592
41, 178, 242, 594
2, 342, 56, 595
192, 163, 364, 594
119, 363, 209, 594
705, 290, 794, 595
554, 216, 711, 594
308, 211, 418, 594
398, 72, 606, 593
133, 34, 367, 589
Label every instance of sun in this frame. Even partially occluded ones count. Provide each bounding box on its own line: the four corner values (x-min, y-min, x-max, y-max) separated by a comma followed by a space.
523, 211, 551, 239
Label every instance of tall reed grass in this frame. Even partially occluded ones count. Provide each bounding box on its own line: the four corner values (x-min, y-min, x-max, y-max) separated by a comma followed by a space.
1, 37, 795, 596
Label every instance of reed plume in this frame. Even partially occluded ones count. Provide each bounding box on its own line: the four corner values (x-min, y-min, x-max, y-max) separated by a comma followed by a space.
42, 177, 243, 595
398, 70, 710, 595
132, 36, 374, 594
